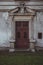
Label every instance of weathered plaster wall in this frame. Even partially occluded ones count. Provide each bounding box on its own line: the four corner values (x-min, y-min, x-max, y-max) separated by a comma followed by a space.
0, 11, 43, 47
0, 12, 11, 47
34, 12, 43, 47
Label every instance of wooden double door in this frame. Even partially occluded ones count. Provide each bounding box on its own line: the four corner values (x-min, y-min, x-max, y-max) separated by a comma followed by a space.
15, 21, 29, 49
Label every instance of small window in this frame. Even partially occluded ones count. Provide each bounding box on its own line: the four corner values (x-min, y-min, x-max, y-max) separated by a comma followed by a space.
38, 33, 42, 39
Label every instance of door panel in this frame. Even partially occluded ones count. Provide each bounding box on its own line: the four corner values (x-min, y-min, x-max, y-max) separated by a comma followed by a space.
16, 21, 29, 49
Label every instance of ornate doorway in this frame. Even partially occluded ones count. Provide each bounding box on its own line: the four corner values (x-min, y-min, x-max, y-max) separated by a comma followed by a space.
15, 21, 29, 49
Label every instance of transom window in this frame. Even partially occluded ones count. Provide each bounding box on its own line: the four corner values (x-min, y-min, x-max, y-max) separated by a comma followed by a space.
16, 21, 28, 27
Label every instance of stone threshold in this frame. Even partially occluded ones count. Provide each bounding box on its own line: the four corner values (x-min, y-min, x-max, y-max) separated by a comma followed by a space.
15, 48, 30, 52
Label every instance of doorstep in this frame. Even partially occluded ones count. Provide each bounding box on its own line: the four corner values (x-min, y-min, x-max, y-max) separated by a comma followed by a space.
15, 48, 30, 52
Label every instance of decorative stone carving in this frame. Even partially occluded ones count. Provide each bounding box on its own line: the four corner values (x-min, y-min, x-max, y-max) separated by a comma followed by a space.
9, 2, 35, 16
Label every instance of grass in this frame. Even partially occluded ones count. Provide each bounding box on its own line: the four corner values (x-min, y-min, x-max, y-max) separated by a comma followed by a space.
0, 52, 43, 65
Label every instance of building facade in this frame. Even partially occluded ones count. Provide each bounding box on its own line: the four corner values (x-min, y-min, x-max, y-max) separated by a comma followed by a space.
0, 1, 43, 51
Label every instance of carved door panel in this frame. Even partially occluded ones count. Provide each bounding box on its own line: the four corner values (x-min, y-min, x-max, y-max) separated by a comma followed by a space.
16, 21, 29, 49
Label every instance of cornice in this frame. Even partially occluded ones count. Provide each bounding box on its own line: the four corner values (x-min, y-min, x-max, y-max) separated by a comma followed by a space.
0, 2, 43, 6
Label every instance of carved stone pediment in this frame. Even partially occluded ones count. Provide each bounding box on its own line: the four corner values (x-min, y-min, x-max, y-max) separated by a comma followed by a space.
9, 3, 35, 16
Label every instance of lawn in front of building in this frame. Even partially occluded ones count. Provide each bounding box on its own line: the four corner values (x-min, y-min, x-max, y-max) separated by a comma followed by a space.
0, 52, 43, 65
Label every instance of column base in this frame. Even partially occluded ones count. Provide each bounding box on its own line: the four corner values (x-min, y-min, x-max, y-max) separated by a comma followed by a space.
31, 49, 35, 52
30, 39, 36, 52
9, 40, 15, 52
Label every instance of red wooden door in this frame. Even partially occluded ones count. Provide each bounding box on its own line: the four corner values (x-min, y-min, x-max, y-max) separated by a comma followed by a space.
16, 21, 29, 49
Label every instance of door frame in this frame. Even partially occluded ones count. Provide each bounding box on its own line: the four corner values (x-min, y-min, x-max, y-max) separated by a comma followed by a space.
13, 16, 32, 49
14, 18, 32, 40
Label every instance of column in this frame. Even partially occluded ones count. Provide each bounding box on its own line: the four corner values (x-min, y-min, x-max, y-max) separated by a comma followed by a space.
27, 19, 32, 51
29, 19, 36, 52
9, 16, 15, 52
